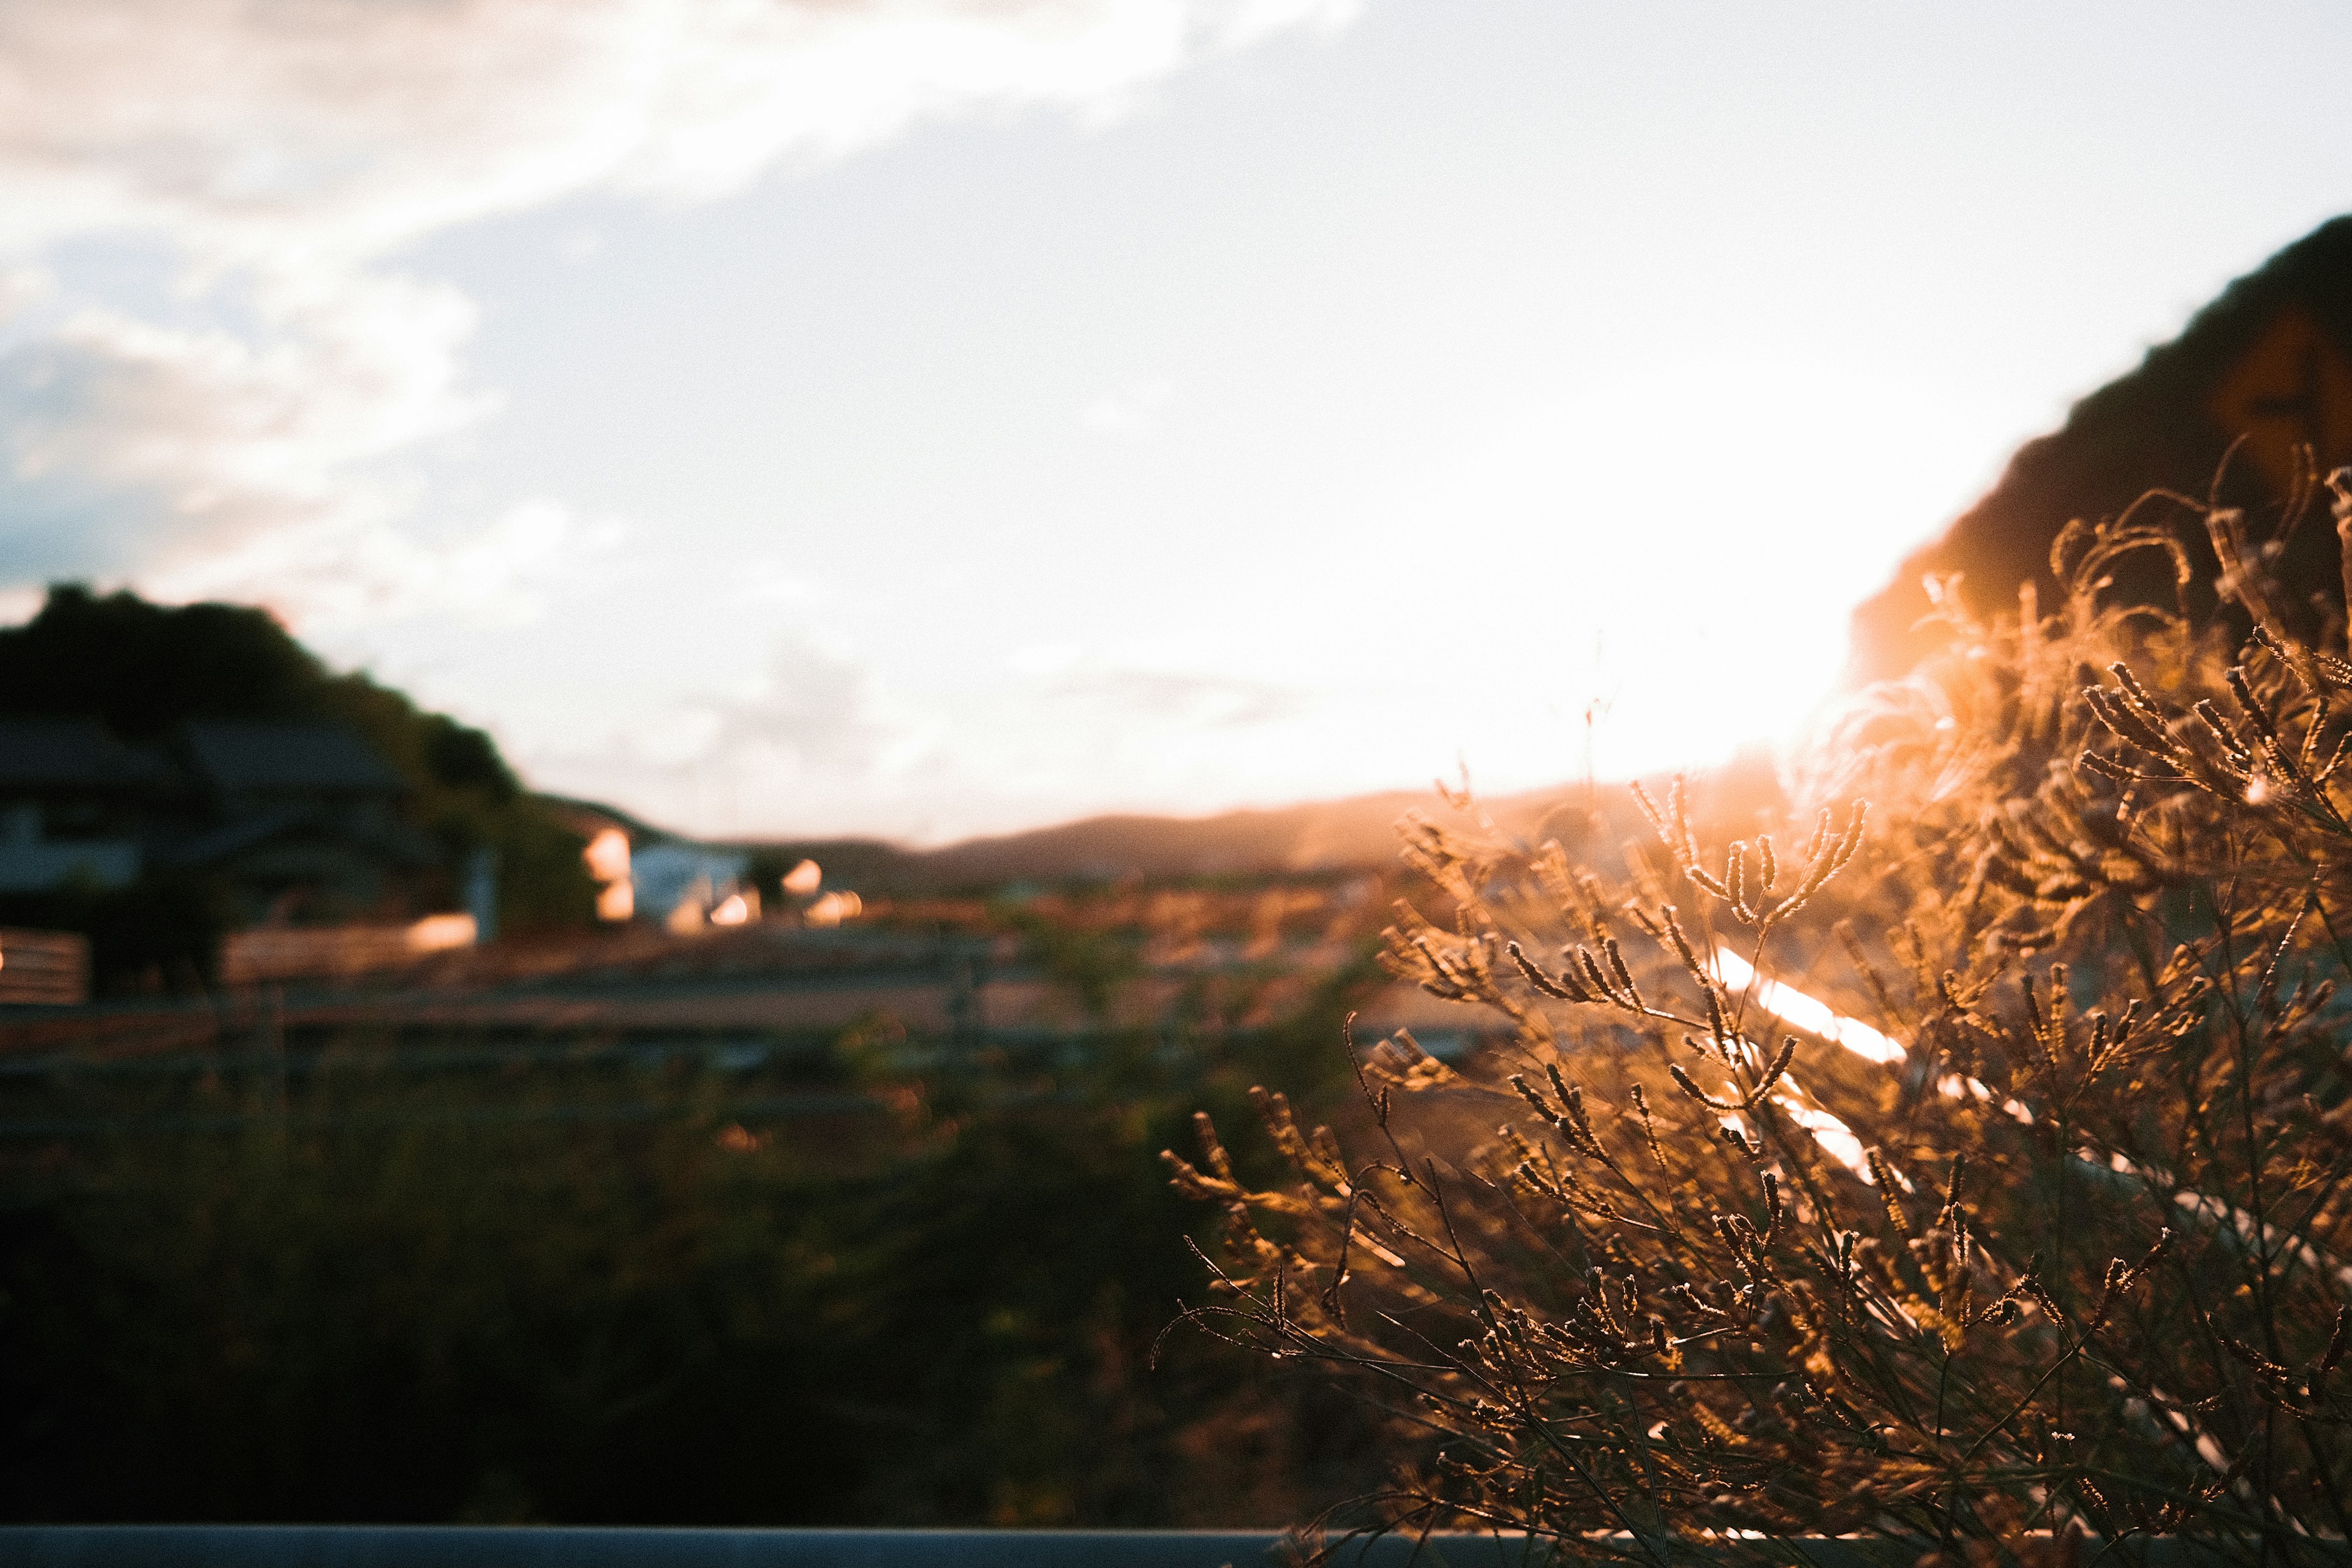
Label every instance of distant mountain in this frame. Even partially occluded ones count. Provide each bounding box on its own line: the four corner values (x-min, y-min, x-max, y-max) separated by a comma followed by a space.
1850, 215, 2352, 679
692, 752, 1789, 895
905, 790, 1562, 888
729, 791, 1529, 895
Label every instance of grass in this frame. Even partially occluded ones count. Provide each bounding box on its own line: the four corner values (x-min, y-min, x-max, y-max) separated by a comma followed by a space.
0, 885, 1395, 1526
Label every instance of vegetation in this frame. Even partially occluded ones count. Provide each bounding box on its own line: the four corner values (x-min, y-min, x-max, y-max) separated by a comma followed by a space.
0, 884, 1391, 1525
0, 585, 595, 985
1850, 214, 2352, 679
1172, 466, 2352, 1559
0, 1077, 1197, 1523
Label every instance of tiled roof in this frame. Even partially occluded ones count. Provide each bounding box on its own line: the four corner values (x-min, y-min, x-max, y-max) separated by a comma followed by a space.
181, 722, 405, 796
0, 718, 171, 791
164, 804, 438, 869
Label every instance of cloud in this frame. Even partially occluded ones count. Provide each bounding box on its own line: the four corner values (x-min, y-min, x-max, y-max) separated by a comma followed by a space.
526, 627, 928, 831
151, 497, 628, 630
1080, 376, 1175, 436
1041, 663, 1306, 728
521, 628, 1340, 839
0, 0, 1360, 621
717, 632, 913, 777
0, 0, 1361, 261
0, 265, 53, 329
0, 273, 489, 575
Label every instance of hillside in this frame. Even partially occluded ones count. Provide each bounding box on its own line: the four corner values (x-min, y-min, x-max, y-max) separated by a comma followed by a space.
1850, 214, 2352, 678
726, 752, 1787, 895
731, 791, 1548, 895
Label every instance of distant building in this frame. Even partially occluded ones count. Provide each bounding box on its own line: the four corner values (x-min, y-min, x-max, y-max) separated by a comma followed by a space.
541, 794, 761, 930
629, 841, 751, 930
161, 722, 437, 925
0, 717, 167, 892
0, 716, 441, 926
178, 722, 407, 813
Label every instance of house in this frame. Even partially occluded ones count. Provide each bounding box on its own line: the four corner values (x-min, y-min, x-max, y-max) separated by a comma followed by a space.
161, 722, 438, 925
0, 717, 168, 892
541, 794, 758, 929
628, 841, 753, 930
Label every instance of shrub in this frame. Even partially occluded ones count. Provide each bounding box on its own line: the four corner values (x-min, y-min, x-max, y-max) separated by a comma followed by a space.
1169, 469, 2352, 1561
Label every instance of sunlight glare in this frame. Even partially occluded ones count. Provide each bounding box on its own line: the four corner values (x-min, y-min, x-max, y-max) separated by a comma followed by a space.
1711, 946, 1905, 1066
1377, 358, 2015, 788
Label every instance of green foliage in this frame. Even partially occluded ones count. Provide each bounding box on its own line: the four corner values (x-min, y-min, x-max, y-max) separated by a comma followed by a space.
995, 899, 1145, 1022
0, 1042, 1370, 1526
1174, 472, 2352, 1559
0, 584, 329, 737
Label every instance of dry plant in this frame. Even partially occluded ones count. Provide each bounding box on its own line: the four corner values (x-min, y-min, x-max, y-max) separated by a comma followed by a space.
1165, 464, 2352, 1563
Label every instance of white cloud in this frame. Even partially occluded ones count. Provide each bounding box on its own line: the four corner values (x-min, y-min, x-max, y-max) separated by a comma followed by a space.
0, 0, 1360, 624
0, 266, 507, 613
152, 497, 628, 630
3, 274, 484, 523
1080, 375, 1175, 436
0, 1, 1335, 262
522, 627, 1349, 839
527, 627, 926, 829
0, 265, 53, 330
1040, 662, 1305, 728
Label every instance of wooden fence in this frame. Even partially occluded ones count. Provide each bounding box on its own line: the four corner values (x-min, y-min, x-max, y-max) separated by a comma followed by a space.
219, 914, 478, 987
0, 928, 88, 1006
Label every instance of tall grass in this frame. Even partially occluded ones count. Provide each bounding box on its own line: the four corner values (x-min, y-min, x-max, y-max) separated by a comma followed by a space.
0, 914, 1390, 1526
1170, 467, 2352, 1560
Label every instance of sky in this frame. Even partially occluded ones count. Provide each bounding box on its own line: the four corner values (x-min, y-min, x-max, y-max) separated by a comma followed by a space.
2, 2, 2351, 843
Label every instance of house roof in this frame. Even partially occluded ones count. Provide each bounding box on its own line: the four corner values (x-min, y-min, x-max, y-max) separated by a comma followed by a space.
181, 723, 405, 796
0, 718, 172, 792
163, 804, 439, 870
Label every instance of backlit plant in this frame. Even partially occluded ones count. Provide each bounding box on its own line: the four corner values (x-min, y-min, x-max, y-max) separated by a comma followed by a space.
1168, 466, 2352, 1562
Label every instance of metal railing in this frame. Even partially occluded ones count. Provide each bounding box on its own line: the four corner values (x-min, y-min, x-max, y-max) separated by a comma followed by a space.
0, 1527, 2271, 1567
0, 1529, 1557, 1568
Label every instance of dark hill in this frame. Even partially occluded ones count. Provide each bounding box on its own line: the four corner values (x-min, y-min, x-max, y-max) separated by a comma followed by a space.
1850, 215, 2352, 679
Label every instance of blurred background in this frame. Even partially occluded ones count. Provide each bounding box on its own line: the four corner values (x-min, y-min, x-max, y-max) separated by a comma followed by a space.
1, 0, 2350, 1526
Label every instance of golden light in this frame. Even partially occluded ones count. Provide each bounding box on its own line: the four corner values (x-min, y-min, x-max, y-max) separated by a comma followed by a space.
596, 880, 635, 921
405, 913, 478, 952
805, 890, 861, 927
1384, 358, 2015, 785
582, 827, 631, 884
782, 858, 822, 897
1711, 946, 1904, 1066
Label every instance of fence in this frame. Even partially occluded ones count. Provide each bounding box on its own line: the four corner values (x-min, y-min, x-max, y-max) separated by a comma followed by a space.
0, 929, 88, 1006
218, 915, 479, 987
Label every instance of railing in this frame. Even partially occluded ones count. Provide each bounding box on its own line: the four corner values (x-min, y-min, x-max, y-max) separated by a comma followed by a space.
0, 1528, 2277, 1567
0, 1530, 1551, 1568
